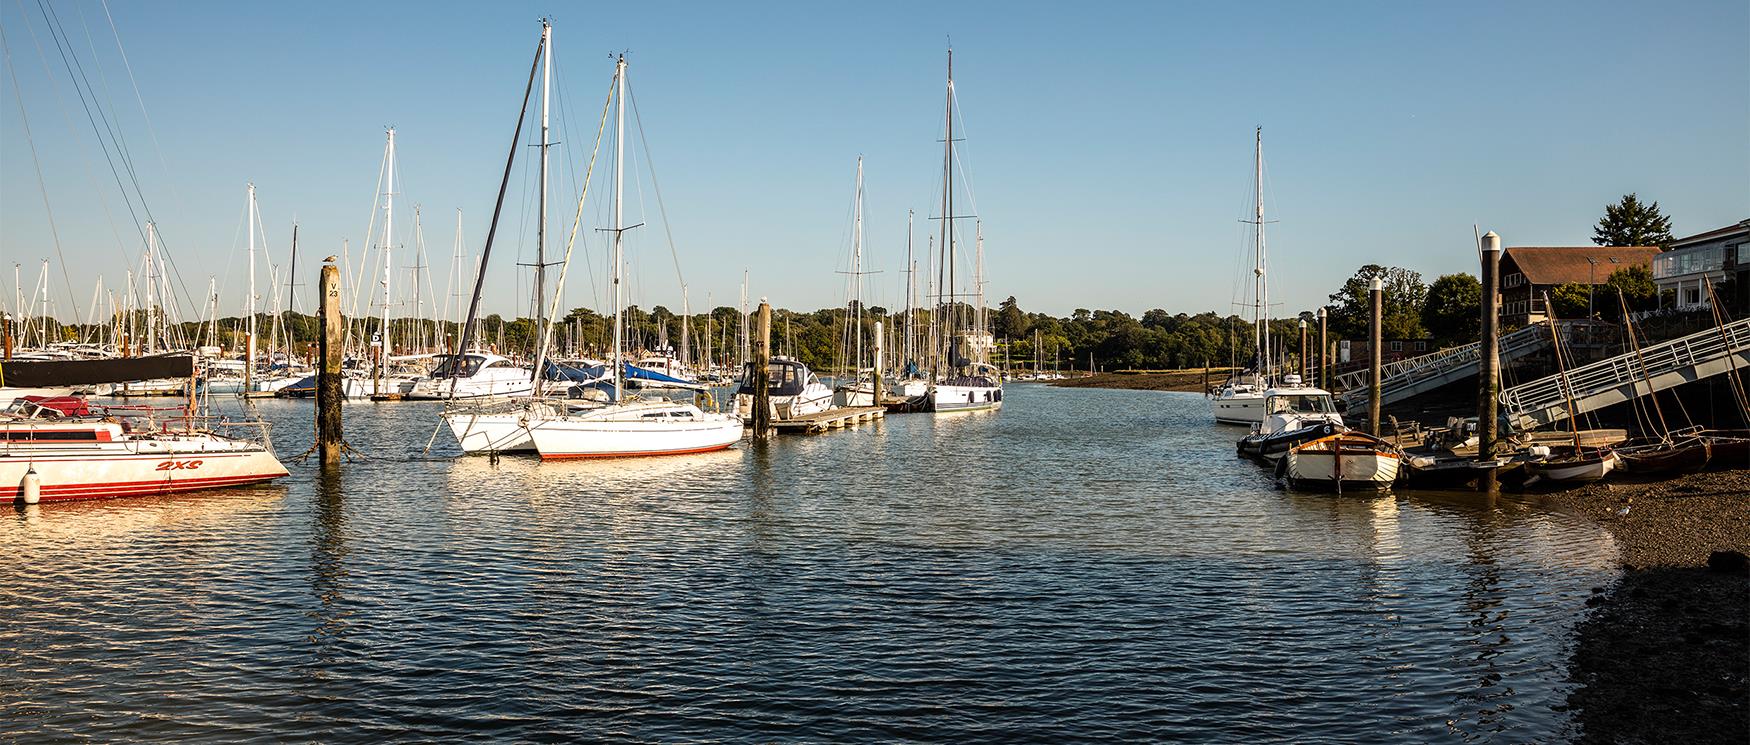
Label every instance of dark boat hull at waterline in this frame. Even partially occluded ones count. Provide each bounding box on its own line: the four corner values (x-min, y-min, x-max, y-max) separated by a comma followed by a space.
1237, 421, 1341, 461
1617, 438, 1711, 476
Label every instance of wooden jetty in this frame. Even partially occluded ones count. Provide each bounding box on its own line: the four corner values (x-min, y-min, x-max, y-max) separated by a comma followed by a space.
772, 405, 885, 435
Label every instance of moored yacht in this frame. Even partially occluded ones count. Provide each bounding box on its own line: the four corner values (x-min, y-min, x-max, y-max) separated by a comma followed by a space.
403, 352, 535, 400
736, 356, 833, 420
1237, 383, 1344, 460
2, 357, 288, 503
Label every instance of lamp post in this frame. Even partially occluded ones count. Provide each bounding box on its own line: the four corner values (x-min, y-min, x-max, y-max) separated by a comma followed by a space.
1586, 257, 1597, 317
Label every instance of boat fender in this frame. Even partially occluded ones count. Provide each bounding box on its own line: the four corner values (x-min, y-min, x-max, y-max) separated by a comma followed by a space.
1528, 445, 1551, 458
21, 468, 41, 505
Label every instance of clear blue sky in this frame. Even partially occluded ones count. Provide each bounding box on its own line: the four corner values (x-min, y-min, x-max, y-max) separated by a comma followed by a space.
3, 0, 1746, 324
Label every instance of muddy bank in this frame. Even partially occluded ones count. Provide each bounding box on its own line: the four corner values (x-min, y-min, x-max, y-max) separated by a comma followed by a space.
1546, 470, 1750, 743
1047, 369, 1228, 392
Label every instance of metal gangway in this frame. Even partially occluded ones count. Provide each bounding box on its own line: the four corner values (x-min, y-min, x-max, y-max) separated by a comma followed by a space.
1337, 321, 1572, 410
1501, 317, 1750, 429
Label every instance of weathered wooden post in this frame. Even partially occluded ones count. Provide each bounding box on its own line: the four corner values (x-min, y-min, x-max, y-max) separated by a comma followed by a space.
1317, 308, 1328, 390
1368, 276, 1383, 436
1477, 232, 1502, 485
318, 258, 344, 465
1299, 318, 1308, 382
872, 319, 884, 408
752, 299, 773, 437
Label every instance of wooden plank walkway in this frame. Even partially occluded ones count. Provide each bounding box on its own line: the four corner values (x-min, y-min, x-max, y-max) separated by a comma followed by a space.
772, 406, 886, 435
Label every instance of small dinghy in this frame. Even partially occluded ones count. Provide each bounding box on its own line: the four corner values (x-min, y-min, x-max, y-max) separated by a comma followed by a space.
1617, 436, 1711, 476
1697, 430, 1750, 470
1523, 445, 1618, 485
1282, 431, 1401, 492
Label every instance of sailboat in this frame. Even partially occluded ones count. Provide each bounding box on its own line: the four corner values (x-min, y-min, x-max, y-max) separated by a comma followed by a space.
524, 52, 743, 459
833, 156, 881, 406
920, 49, 1002, 414
1212, 127, 1275, 425
1523, 291, 1618, 484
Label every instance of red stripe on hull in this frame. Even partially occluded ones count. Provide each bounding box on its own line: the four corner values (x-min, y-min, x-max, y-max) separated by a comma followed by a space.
1, 473, 286, 502
539, 443, 735, 460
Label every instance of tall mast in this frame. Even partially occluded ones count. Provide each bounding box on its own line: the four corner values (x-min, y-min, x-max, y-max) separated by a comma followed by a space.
941, 47, 955, 373
680, 285, 691, 370
381, 128, 396, 357
534, 20, 551, 373
611, 53, 627, 398
905, 209, 915, 367
1252, 126, 1270, 381
145, 221, 157, 353
246, 182, 257, 391
853, 155, 865, 374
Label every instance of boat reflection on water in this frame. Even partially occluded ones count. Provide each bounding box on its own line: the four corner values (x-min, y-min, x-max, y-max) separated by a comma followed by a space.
8, 485, 289, 541
445, 445, 746, 502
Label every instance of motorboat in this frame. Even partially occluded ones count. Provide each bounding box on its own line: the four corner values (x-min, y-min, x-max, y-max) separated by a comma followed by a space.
1283, 431, 1401, 491
736, 356, 834, 421
1237, 386, 1345, 461
402, 353, 535, 400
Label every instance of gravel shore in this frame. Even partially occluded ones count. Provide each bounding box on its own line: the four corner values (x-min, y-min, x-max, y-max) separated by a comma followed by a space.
1545, 470, 1749, 744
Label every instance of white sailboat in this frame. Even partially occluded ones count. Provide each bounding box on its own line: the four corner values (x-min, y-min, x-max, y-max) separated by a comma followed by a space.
1211, 127, 1274, 426
922, 49, 1002, 414
526, 52, 742, 459
833, 156, 881, 407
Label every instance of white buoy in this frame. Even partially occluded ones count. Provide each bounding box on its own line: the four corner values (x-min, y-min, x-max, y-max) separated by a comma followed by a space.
21, 468, 41, 505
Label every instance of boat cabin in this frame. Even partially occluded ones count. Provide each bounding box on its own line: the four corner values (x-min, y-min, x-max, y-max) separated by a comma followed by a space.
1264, 388, 1338, 416
430, 353, 517, 379
736, 357, 821, 397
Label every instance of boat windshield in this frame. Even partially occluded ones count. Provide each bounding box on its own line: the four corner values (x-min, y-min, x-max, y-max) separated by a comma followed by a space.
736, 362, 809, 396
1268, 394, 1335, 415
431, 354, 486, 379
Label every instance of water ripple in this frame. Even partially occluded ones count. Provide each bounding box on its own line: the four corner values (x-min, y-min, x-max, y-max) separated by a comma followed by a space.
0, 387, 1615, 742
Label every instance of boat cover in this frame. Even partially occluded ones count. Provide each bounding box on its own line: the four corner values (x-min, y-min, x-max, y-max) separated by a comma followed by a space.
0, 355, 195, 387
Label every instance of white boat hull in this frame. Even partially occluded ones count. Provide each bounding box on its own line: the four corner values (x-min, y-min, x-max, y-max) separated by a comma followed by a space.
930, 383, 1003, 413
1212, 395, 1265, 425
404, 376, 535, 400
1285, 450, 1400, 490
529, 403, 744, 460
0, 438, 287, 502
443, 411, 536, 454
1526, 453, 1617, 483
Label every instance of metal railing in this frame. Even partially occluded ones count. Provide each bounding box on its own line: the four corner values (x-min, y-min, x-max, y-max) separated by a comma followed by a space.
1501, 317, 1750, 427
1335, 322, 1556, 391
1337, 321, 1595, 408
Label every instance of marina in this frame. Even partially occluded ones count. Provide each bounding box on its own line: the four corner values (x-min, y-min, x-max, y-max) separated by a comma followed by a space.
0, 386, 1636, 741
1, 2, 1746, 741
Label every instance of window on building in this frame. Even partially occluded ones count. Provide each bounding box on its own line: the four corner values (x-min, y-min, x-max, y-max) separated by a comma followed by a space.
1390, 341, 1403, 352
1415, 341, 1426, 351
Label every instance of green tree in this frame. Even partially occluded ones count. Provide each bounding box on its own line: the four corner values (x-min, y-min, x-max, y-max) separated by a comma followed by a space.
1325, 265, 1428, 339
1602, 264, 1657, 318
1420, 273, 1481, 346
1547, 283, 1591, 320
993, 296, 1027, 339
1592, 193, 1674, 249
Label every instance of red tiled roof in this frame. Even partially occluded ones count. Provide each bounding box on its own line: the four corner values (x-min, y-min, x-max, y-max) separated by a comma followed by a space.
1504, 246, 1662, 285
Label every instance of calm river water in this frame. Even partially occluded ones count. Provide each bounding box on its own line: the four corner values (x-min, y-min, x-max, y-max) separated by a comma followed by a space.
1, 385, 1618, 742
